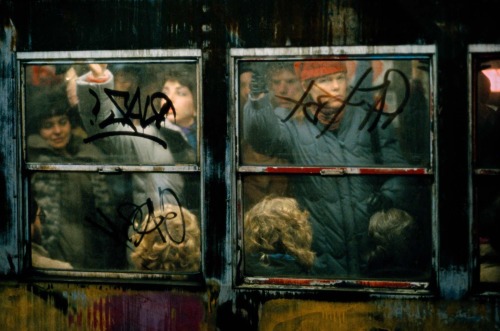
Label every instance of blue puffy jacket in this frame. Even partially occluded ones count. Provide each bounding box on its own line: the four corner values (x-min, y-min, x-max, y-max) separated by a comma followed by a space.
243, 94, 415, 277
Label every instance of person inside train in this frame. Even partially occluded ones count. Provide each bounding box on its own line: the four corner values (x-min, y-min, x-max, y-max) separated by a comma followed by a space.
27, 87, 125, 269
243, 195, 315, 276
240, 62, 303, 212
243, 60, 418, 277
129, 204, 201, 274
29, 192, 73, 269
161, 65, 198, 153
364, 208, 424, 278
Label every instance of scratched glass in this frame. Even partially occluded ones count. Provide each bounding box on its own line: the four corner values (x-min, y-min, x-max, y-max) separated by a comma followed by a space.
240, 174, 433, 280
28, 172, 201, 272
25, 62, 199, 165
239, 59, 431, 167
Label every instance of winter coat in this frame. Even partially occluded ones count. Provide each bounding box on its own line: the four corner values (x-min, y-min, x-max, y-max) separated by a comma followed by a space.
76, 71, 186, 210
28, 134, 124, 269
244, 94, 415, 277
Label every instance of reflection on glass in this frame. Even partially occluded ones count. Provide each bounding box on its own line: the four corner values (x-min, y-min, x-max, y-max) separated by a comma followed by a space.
29, 172, 200, 271
239, 59, 431, 167
476, 59, 500, 168
25, 62, 198, 165
240, 175, 432, 280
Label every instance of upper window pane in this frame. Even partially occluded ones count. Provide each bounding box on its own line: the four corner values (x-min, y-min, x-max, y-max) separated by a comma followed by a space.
238, 57, 431, 168
25, 61, 199, 165
473, 56, 500, 168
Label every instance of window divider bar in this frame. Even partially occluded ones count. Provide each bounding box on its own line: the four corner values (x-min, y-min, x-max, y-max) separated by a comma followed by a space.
25, 163, 200, 172
238, 166, 431, 175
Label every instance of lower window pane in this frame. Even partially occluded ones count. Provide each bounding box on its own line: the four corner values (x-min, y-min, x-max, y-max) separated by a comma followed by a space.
477, 176, 500, 283
240, 174, 432, 280
29, 172, 200, 273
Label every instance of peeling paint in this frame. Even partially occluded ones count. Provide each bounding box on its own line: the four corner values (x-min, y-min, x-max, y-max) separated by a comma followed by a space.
1, 284, 208, 331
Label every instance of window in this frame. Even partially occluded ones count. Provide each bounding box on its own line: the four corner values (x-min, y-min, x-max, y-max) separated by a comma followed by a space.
469, 45, 500, 291
231, 46, 436, 290
18, 50, 203, 281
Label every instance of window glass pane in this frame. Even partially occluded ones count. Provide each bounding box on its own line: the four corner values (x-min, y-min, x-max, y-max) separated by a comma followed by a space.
239, 59, 431, 168
475, 59, 500, 168
29, 172, 200, 272
25, 62, 198, 165
477, 176, 500, 283
471, 51, 500, 287
240, 174, 432, 280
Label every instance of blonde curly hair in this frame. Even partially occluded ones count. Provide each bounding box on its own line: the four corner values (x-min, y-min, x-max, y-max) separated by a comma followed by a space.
130, 204, 201, 272
244, 196, 315, 268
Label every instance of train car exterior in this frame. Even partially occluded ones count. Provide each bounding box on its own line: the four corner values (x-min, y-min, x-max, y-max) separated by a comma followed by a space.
1, 1, 500, 330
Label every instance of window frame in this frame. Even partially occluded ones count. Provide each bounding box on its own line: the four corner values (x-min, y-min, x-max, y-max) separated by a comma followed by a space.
230, 45, 439, 293
468, 44, 500, 294
16, 49, 205, 283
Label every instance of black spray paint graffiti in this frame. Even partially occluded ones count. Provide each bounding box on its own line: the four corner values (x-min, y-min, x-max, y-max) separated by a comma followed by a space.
277, 67, 410, 137
76, 187, 186, 253
83, 87, 176, 149
117, 187, 186, 247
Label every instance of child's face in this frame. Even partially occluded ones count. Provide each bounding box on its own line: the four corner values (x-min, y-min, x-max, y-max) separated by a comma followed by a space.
39, 115, 71, 149
305, 72, 348, 109
303, 72, 348, 129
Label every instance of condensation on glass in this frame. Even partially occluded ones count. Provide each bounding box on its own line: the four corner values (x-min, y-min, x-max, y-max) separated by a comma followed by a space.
469, 45, 500, 289
231, 46, 436, 289
18, 50, 203, 280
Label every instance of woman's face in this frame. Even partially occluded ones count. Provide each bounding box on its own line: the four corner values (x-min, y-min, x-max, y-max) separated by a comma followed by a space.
39, 115, 71, 149
163, 79, 196, 128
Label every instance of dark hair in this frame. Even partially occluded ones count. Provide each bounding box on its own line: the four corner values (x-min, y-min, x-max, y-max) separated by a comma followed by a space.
265, 62, 296, 81
239, 63, 255, 76
30, 85, 71, 130
162, 65, 196, 93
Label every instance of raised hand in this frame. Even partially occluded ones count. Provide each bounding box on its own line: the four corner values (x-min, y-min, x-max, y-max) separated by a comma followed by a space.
250, 70, 268, 99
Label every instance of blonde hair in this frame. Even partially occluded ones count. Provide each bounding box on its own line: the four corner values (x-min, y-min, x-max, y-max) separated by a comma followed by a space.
244, 196, 315, 268
130, 204, 201, 272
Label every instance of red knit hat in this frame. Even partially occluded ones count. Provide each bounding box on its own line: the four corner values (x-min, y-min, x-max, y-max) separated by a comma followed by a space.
294, 61, 347, 81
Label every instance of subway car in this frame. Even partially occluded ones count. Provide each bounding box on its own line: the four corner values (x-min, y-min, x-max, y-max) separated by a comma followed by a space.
1, 1, 500, 330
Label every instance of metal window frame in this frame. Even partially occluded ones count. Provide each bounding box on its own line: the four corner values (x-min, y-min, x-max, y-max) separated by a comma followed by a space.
16, 49, 205, 283
229, 45, 438, 293
468, 45, 500, 294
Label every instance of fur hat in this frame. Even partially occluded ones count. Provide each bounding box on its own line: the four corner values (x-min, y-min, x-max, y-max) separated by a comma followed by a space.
294, 61, 347, 81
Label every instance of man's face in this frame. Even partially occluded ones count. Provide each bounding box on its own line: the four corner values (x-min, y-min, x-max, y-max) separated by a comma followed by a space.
304, 71, 348, 128
39, 115, 71, 149
269, 69, 303, 109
